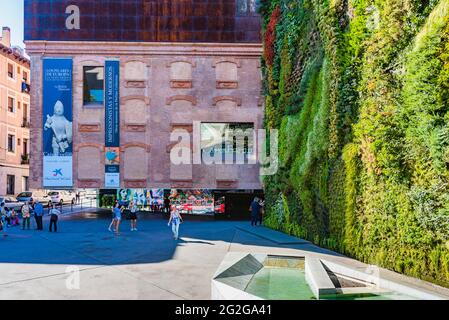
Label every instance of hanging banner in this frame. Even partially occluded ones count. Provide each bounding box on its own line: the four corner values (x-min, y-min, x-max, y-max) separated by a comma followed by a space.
42, 58, 73, 188
104, 60, 120, 188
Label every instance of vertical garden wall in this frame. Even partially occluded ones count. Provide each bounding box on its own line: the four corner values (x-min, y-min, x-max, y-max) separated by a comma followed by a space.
260, 0, 449, 286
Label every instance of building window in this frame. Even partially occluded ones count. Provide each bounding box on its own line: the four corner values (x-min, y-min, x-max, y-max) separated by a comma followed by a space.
23, 71, 28, 82
23, 103, 29, 127
200, 123, 254, 163
7, 63, 14, 78
17, 66, 21, 77
8, 97, 14, 113
23, 176, 29, 191
7, 134, 15, 153
7, 175, 15, 195
83, 66, 104, 106
23, 138, 28, 155
236, 0, 259, 15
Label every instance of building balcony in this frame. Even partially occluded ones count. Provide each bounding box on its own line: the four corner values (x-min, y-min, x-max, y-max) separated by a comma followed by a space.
21, 154, 30, 165
21, 82, 30, 94
22, 119, 30, 128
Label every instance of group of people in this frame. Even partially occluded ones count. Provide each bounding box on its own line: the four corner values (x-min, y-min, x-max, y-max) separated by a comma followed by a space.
108, 200, 139, 235
249, 197, 265, 227
0, 200, 61, 236
108, 200, 183, 240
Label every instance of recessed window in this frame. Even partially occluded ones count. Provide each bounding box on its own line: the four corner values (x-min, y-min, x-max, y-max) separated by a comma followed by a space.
236, 0, 259, 15
8, 97, 14, 113
7, 175, 15, 195
7, 63, 14, 78
83, 66, 104, 106
200, 123, 254, 163
7, 134, 15, 153
23, 71, 28, 82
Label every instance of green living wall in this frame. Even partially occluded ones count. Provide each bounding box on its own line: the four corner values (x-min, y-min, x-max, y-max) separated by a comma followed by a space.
260, 0, 449, 286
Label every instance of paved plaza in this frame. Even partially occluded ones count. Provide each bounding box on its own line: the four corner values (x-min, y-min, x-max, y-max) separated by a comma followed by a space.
1, 211, 448, 300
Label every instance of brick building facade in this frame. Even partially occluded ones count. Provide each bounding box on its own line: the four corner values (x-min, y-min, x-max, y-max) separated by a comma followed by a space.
25, 0, 263, 195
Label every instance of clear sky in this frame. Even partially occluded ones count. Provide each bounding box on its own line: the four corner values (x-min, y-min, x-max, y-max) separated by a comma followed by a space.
0, 0, 24, 49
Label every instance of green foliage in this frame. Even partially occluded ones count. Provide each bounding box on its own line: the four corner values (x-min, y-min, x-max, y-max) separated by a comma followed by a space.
261, 0, 449, 287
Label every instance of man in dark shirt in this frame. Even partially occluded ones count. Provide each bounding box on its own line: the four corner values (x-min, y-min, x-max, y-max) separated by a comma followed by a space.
33, 201, 44, 231
164, 198, 171, 214
250, 197, 261, 227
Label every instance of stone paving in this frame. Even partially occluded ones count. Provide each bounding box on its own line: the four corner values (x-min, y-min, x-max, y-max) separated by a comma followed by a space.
1, 211, 448, 300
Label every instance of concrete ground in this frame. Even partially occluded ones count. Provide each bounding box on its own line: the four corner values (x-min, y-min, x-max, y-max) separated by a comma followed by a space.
1, 210, 449, 300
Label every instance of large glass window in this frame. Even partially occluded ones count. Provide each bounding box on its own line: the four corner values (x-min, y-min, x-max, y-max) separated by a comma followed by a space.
200, 123, 255, 164
83, 66, 104, 106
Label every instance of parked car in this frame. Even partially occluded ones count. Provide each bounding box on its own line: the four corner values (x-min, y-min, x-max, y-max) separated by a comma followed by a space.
44, 191, 76, 206
0, 196, 25, 211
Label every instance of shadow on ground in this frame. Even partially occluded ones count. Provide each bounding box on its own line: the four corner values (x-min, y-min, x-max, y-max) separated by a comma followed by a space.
0, 210, 340, 267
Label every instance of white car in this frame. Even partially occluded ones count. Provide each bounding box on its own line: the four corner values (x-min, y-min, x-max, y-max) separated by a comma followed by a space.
44, 191, 76, 206
0, 196, 25, 211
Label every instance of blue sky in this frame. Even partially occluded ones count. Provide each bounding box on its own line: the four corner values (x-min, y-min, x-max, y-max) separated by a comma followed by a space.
0, 0, 24, 48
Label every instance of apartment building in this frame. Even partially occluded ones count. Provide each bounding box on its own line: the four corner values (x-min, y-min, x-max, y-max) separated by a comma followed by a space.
0, 27, 31, 196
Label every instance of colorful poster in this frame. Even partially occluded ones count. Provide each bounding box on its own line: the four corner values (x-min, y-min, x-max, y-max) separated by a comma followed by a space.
116, 189, 165, 207
42, 58, 73, 188
104, 60, 120, 188
169, 189, 215, 215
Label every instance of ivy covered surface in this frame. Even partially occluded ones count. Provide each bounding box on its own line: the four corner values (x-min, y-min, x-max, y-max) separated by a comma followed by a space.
260, 0, 449, 286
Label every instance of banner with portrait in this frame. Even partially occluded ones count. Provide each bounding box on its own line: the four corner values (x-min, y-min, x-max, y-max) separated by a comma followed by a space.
42, 58, 73, 188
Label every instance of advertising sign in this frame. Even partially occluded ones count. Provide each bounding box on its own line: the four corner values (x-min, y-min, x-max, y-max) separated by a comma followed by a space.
104, 60, 120, 188
169, 189, 215, 215
42, 58, 73, 188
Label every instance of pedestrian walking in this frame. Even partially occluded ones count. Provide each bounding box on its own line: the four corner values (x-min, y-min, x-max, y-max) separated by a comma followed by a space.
49, 204, 60, 232
34, 201, 44, 231
129, 200, 138, 231
249, 197, 261, 227
108, 202, 118, 232
21, 201, 32, 230
168, 206, 183, 240
76, 192, 81, 204
109, 202, 123, 235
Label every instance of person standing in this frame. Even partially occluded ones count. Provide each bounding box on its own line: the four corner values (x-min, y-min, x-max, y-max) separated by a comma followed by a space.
249, 197, 261, 227
164, 197, 171, 214
168, 206, 183, 240
34, 201, 44, 231
258, 198, 265, 226
21, 202, 31, 230
49, 204, 60, 232
76, 192, 81, 205
129, 201, 138, 231
1, 203, 8, 237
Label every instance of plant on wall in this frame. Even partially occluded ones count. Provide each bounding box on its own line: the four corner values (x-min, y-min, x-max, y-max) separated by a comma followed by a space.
260, 0, 449, 287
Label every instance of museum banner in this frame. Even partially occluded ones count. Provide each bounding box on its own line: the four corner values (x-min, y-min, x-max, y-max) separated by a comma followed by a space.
104, 60, 120, 188
42, 58, 73, 188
